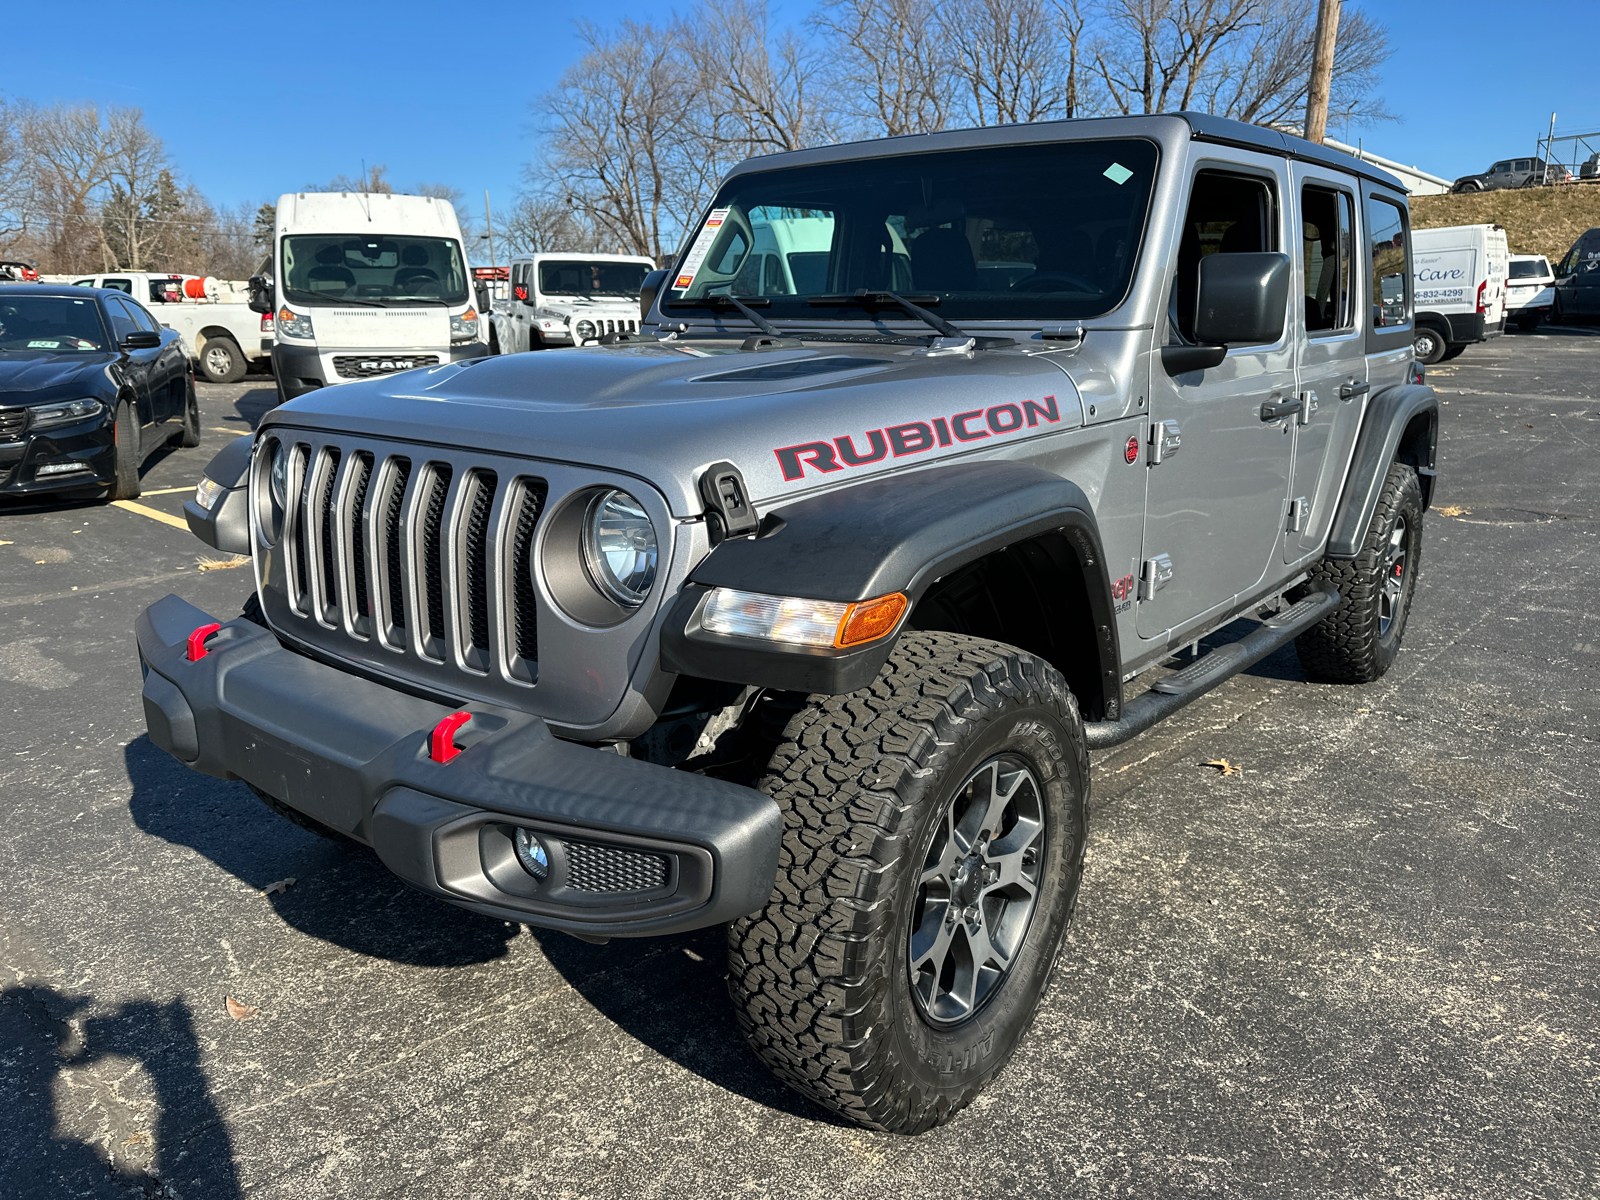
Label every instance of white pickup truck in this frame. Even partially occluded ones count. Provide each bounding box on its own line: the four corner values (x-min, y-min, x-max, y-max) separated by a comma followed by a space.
489, 253, 656, 353
67, 271, 270, 383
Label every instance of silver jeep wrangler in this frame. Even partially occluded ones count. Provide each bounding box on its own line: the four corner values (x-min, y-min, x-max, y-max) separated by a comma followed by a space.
140, 112, 1436, 1134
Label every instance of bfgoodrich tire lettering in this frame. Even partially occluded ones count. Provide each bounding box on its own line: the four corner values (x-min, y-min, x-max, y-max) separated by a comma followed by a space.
1293, 461, 1423, 683
726, 630, 1088, 1133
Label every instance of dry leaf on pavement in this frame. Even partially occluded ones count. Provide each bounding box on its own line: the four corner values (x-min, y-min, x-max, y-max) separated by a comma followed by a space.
1435, 505, 1468, 517
225, 996, 258, 1021
198, 554, 250, 572
262, 877, 296, 896
1203, 758, 1243, 776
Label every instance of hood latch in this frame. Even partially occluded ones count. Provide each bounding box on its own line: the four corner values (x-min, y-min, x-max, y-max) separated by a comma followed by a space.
699, 461, 760, 543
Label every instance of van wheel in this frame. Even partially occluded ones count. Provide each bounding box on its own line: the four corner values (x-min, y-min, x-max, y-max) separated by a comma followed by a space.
1412, 326, 1447, 365
200, 337, 246, 383
108, 402, 142, 500
726, 631, 1088, 1134
1293, 462, 1423, 684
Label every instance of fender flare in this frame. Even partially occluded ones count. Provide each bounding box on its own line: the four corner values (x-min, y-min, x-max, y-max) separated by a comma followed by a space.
1325, 383, 1437, 559
660, 460, 1122, 714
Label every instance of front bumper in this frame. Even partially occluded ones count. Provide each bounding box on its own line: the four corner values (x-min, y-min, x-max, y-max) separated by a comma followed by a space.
135, 594, 782, 938
0, 413, 116, 495
271, 341, 490, 395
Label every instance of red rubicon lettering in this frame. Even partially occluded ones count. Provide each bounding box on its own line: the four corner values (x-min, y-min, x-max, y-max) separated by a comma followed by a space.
774, 441, 843, 481
835, 430, 888, 465
887, 422, 934, 456
952, 410, 989, 441
932, 417, 953, 446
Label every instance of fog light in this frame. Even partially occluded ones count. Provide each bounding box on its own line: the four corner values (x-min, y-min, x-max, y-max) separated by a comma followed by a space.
36, 461, 92, 476
514, 828, 550, 880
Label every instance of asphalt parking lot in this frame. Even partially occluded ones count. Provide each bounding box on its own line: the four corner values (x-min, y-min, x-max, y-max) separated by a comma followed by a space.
2, 330, 1597, 1199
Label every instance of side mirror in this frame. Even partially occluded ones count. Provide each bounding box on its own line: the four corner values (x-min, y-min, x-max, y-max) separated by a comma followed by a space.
1163, 252, 1289, 377
639, 269, 667, 321
246, 274, 275, 315
121, 330, 162, 350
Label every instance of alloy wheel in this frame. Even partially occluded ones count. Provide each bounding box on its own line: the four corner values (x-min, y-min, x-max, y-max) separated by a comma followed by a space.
1379, 516, 1408, 638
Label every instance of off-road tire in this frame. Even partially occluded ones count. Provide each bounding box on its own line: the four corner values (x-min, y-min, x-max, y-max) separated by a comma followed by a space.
727, 630, 1089, 1134
108, 401, 141, 500
1412, 326, 1448, 365
1293, 462, 1423, 683
200, 336, 246, 383
177, 376, 201, 446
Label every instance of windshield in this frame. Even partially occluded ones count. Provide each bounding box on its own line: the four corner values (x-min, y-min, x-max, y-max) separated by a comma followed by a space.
668, 139, 1159, 322
539, 260, 650, 297
0, 295, 109, 352
280, 235, 469, 306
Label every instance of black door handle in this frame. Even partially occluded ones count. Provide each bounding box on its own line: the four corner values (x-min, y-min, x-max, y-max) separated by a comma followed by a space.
1339, 382, 1370, 400
1260, 396, 1304, 421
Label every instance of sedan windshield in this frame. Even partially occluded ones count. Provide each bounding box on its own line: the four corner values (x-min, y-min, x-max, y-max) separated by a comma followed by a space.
281, 235, 468, 306
668, 138, 1159, 322
0, 295, 109, 352
539, 260, 650, 297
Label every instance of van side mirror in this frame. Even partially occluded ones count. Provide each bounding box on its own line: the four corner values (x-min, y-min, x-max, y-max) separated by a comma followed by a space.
639, 269, 668, 321
1164, 252, 1291, 376
247, 274, 275, 315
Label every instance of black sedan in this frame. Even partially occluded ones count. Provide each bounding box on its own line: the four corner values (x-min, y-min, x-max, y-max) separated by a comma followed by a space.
0, 284, 197, 501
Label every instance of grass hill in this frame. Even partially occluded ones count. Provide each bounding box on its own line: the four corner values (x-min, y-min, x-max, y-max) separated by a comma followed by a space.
1411, 187, 1600, 263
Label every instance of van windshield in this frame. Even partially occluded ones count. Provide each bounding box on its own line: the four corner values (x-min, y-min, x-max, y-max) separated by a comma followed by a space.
539, 260, 650, 297
281, 235, 469, 306
667, 139, 1159, 322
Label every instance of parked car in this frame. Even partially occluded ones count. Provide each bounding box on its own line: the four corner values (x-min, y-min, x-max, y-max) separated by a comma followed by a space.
1553, 227, 1600, 321
140, 112, 1437, 1135
0, 284, 197, 501
490, 253, 656, 353
1410, 223, 1509, 363
1504, 254, 1555, 330
1451, 157, 1567, 192
71, 272, 273, 382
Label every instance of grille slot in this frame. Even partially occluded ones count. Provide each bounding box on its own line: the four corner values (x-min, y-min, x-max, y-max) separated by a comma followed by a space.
287, 444, 312, 614
459, 470, 497, 670
314, 448, 341, 620
347, 452, 374, 624
380, 457, 412, 638
419, 465, 453, 656
0, 408, 29, 441
508, 480, 547, 679
332, 354, 439, 380
564, 841, 670, 894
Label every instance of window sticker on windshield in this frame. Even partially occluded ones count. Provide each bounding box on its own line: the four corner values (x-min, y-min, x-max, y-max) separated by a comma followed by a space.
1103, 163, 1134, 186
673, 208, 731, 290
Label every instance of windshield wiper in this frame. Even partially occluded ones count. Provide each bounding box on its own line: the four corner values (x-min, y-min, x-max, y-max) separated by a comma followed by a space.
663, 294, 781, 337
807, 290, 966, 339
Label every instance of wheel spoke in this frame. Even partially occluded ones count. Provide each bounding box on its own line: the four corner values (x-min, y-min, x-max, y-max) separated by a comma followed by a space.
966, 919, 1011, 973
909, 906, 957, 973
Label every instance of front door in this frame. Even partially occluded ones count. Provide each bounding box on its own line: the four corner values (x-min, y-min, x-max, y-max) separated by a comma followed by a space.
1286, 165, 1368, 560
1138, 163, 1297, 640
105, 298, 157, 430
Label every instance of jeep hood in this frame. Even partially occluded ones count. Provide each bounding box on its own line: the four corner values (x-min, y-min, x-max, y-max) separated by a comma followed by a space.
261, 341, 1085, 516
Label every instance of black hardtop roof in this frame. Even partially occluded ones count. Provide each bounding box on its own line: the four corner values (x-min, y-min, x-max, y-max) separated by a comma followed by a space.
728, 111, 1407, 194
0, 283, 110, 298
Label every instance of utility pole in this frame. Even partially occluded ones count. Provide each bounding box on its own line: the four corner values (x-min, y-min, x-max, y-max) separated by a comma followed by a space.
483, 190, 496, 276
1304, 0, 1341, 145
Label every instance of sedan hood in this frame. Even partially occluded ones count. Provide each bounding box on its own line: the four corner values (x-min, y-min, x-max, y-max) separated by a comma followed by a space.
0, 352, 118, 405
262, 340, 1085, 516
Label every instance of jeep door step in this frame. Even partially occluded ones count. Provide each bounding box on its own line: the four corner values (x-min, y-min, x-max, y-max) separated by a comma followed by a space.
1084, 587, 1339, 750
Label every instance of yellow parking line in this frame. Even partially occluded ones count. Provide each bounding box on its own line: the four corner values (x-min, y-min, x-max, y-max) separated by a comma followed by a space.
111, 500, 190, 531
141, 486, 195, 495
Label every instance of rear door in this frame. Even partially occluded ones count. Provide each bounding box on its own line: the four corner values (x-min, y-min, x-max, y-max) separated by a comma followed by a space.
1138, 159, 1297, 640
1286, 165, 1367, 560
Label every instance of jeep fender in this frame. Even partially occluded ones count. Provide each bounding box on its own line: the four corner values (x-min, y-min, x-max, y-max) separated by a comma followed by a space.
660, 460, 1122, 715
182, 434, 253, 554
1325, 383, 1437, 559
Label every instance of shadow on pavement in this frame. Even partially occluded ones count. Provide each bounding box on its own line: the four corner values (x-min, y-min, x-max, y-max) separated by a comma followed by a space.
0, 984, 241, 1199
230, 382, 278, 430
124, 735, 518, 969
529, 927, 853, 1127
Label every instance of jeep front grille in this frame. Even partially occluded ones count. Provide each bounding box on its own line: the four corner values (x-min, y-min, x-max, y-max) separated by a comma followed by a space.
333, 354, 440, 379
276, 439, 547, 687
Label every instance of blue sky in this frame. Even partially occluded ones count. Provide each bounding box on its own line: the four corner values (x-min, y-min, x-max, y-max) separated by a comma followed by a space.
8, 0, 1598, 254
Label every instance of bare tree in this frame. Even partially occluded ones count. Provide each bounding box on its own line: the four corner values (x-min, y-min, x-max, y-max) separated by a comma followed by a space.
99, 109, 168, 270
1092, 0, 1263, 116
320, 164, 393, 193
0, 99, 37, 248
812, 0, 955, 137
679, 0, 830, 155
1053, 0, 1097, 118
501, 192, 609, 255
943, 0, 1068, 126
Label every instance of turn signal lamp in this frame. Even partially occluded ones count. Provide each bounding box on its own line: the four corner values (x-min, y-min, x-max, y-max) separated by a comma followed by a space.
702, 588, 908, 649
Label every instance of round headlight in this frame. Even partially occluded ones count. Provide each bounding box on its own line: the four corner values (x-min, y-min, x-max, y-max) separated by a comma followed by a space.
581, 489, 657, 608
574, 319, 596, 342
269, 440, 288, 511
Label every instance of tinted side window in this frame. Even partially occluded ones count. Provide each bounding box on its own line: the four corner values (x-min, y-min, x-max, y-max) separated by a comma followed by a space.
1301, 185, 1354, 333
102, 278, 132, 294
1173, 170, 1277, 343
1365, 196, 1409, 327
104, 298, 139, 343
123, 299, 160, 333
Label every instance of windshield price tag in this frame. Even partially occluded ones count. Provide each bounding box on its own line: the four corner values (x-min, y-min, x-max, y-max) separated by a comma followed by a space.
672, 208, 730, 291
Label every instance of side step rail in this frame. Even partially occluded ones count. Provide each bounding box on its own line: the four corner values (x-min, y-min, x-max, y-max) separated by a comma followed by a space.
1083, 587, 1340, 750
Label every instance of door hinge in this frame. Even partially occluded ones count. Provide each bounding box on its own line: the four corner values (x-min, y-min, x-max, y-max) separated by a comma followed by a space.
1149, 420, 1181, 464
1138, 553, 1174, 600
1287, 497, 1308, 532
1297, 391, 1316, 426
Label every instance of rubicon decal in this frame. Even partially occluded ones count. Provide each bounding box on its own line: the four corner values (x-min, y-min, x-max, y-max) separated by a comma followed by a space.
775, 396, 1062, 481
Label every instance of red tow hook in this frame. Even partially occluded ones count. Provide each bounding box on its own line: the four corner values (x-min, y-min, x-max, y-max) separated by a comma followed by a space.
431, 711, 472, 764
186, 623, 222, 661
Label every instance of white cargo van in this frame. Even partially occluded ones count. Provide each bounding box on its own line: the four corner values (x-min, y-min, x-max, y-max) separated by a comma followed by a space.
490, 253, 656, 353
1410, 223, 1508, 364
250, 192, 487, 404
